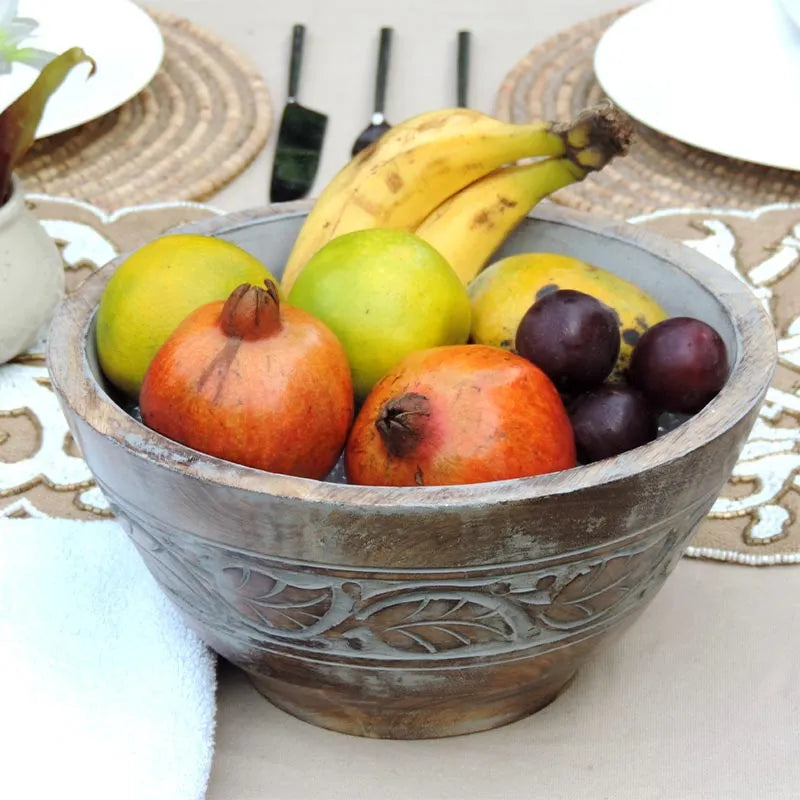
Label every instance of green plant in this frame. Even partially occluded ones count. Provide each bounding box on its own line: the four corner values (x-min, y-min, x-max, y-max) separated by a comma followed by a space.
0, 46, 94, 203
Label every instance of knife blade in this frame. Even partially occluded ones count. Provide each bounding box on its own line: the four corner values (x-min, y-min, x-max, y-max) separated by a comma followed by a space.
269, 24, 328, 202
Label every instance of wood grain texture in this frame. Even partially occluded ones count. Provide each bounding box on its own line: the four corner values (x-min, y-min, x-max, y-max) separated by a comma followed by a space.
46, 205, 776, 738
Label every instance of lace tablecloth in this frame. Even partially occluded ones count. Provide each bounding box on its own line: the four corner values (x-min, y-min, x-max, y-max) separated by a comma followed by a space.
2, 195, 798, 566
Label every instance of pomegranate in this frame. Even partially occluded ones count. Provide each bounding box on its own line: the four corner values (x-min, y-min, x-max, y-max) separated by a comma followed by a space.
345, 344, 576, 487
140, 281, 353, 479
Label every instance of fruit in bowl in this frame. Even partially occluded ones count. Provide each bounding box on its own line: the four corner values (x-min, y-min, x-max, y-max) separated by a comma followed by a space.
287, 228, 471, 400
47, 105, 776, 740
92, 102, 642, 486
514, 288, 622, 394
628, 316, 730, 413
345, 344, 576, 486
97, 234, 279, 396
468, 252, 668, 376
139, 281, 353, 480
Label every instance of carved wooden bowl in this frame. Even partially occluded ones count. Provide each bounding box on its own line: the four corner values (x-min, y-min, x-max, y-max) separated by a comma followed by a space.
48, 204, 775, 739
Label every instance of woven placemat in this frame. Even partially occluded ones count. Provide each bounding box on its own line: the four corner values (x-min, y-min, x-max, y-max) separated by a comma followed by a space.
15, 8, 272, 210
494, 8, 800, 218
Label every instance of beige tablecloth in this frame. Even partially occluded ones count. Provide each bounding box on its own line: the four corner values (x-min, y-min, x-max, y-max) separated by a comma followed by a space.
209, 561, 800, 800
155, 1, 797, 793
11, 0, 800, 796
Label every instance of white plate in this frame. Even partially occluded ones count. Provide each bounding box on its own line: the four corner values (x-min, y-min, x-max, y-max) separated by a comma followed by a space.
0, 0, 164, 138
779, 0, 800, 30
594, 0, 800, 171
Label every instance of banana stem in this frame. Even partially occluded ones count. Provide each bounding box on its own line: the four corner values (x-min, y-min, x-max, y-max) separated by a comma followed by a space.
555, 103, 633, 171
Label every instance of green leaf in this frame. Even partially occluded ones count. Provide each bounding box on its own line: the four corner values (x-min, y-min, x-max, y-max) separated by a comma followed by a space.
0, 47, 95, 202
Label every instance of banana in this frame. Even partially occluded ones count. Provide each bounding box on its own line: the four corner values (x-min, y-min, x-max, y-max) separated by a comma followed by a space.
281, 103, 632, 293
414, 158, 585, 285
280, 108, 584, 293
281, 107, 494, 292
413, 106, 631, 285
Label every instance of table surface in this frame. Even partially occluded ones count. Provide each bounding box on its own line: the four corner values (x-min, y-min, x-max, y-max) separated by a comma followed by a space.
138, 1, 800, 797
147, 0, 630, 213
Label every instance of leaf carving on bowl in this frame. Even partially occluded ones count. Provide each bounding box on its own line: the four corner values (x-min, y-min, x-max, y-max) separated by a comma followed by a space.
121, 515, 226, 615
216, 566, 334, 633
489, 550, 652, 631
344, 592, 523, 655
537, 551, 650, 629
111, 490, 703, 659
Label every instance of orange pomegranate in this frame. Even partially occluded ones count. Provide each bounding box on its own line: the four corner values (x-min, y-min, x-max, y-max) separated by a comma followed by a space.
345, 344, 576, 487
140, 281, 353, 479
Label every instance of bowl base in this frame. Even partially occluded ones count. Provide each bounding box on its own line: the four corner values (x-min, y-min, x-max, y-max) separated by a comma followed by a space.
247, 668, 575, 740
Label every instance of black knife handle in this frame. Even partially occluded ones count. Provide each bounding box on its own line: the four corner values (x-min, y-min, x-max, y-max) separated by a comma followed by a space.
287, 24, 305, 102
374, 27, 393, 115
457, 30, 471, 108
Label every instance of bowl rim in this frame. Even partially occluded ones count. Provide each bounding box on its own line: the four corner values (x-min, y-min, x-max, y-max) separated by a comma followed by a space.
47, 202, 777, 510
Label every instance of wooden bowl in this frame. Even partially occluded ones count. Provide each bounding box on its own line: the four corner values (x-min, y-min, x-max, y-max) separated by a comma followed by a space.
48, 204, 775, 739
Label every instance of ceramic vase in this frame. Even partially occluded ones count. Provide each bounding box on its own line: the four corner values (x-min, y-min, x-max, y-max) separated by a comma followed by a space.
0, 176, 64, 363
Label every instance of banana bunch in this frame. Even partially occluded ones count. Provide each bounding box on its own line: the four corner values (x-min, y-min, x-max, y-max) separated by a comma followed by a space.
280, 104, 632, 293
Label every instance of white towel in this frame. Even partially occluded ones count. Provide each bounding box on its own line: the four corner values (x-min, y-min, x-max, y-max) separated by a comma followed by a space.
0, 518, 217, 800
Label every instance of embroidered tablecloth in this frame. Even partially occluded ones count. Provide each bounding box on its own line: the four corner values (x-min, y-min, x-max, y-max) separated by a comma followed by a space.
2, 195, 797, 566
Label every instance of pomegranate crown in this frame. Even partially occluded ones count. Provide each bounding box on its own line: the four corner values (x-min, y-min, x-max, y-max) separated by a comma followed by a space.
220, 280, 281, 340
